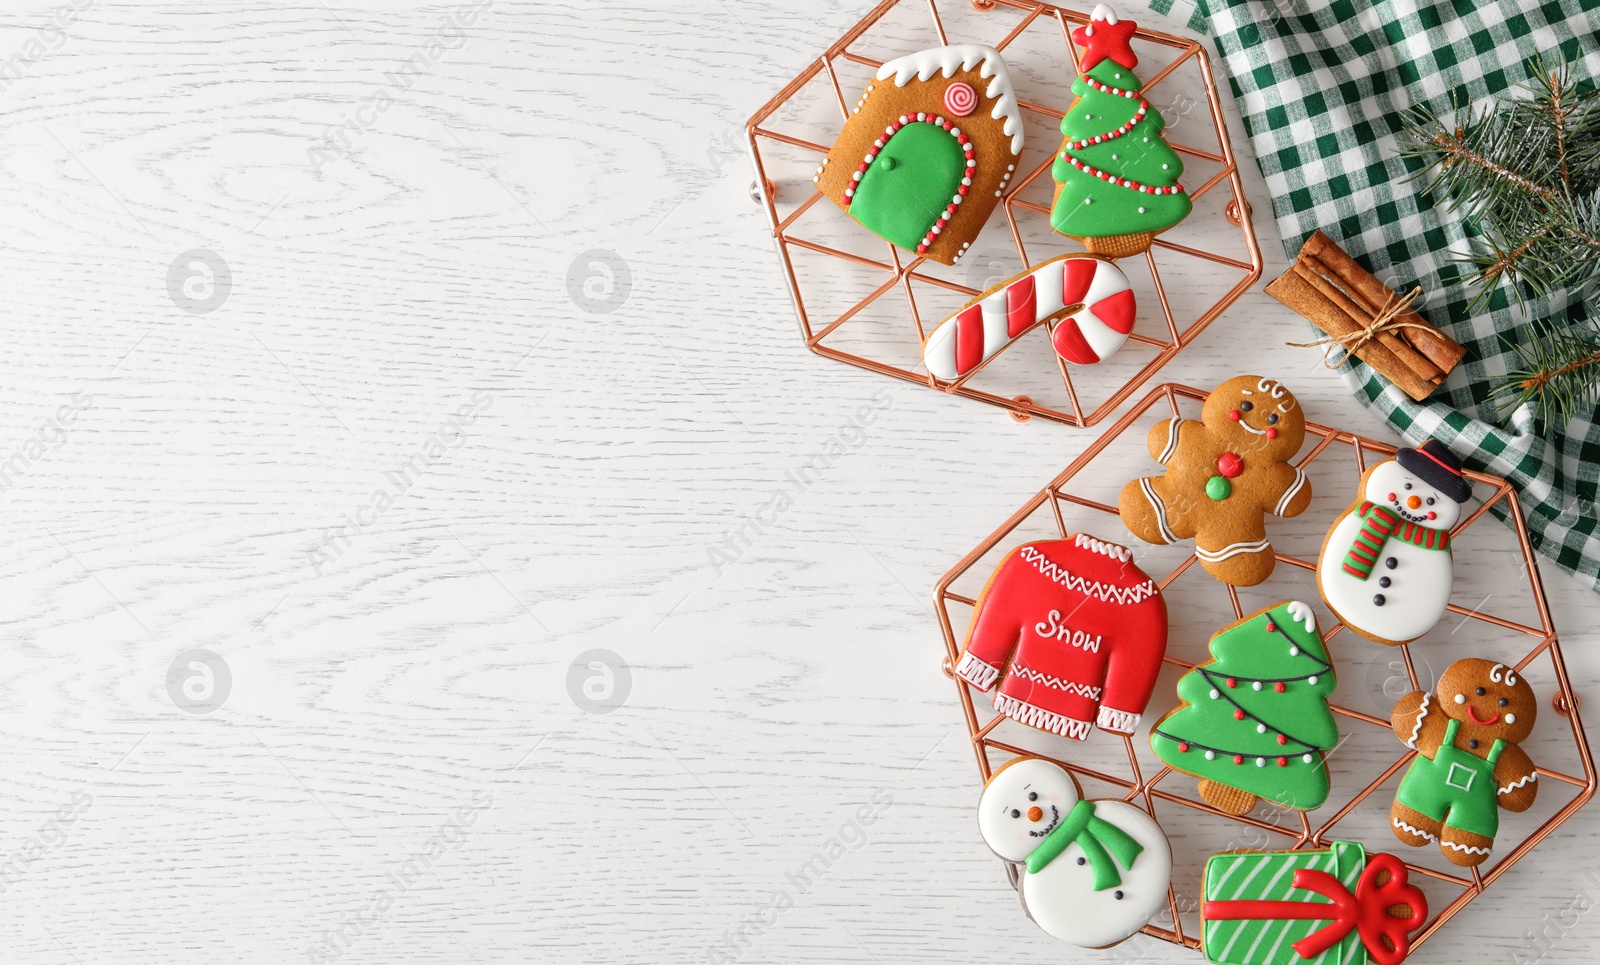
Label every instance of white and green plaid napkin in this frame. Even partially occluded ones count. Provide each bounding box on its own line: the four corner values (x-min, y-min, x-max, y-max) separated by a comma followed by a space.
1150, 0, 1600, 589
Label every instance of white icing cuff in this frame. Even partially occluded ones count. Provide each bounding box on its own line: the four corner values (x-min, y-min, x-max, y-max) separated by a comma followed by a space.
1096, 705, 1141, 735
955, 652, 1000, 691
1498, 772, 1537, 796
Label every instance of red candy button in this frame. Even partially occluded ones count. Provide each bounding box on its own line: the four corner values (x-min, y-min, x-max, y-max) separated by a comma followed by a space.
1217, 452, 1244, 478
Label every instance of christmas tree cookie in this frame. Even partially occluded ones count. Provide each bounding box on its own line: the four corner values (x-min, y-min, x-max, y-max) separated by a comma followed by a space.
1150, 601, 1339, 814
1051, 5, 1191, 258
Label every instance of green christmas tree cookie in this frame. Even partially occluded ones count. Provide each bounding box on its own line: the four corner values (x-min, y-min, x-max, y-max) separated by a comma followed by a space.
1051, 5, 1191, 258
1150, 601, 1339, 814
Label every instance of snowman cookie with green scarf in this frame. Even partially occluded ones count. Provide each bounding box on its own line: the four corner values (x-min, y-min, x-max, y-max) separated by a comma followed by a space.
977, 756, 1171, 947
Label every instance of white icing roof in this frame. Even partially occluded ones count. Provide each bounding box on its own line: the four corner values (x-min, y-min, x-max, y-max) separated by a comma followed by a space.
874, 44, 1024, 156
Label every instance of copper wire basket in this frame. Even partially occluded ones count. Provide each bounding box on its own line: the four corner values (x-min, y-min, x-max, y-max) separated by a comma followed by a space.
933, 382, 1596, 953
747, 0, 1263, 426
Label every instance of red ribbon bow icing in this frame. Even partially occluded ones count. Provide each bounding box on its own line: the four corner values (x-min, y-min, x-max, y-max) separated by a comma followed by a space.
1203, 853, 1427, 965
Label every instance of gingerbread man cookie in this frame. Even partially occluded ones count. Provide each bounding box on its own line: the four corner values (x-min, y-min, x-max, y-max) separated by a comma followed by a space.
1389, 658, 1538, 867
1118, 376, 1313, 586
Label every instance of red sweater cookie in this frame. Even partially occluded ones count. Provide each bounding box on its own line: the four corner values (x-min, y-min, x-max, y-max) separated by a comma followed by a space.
955, 535, 1168, 739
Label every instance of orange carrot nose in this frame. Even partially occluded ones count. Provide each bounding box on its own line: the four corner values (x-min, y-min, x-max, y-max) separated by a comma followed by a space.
1407, 495, 1422, 509
1027, 806, 1043, 822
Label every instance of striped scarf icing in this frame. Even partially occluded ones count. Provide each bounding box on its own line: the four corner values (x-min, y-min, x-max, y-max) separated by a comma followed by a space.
1341, 501, 1450, 580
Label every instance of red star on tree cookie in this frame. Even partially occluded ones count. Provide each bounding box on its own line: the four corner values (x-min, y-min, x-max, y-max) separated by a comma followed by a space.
1071, 4, 1138, 72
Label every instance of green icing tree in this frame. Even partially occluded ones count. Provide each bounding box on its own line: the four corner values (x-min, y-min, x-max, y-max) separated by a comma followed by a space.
1051, 58, 1191, 240
1151, 602, 1338, 812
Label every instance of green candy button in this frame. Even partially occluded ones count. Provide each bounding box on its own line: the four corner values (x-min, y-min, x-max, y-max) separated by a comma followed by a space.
1206, 475, 1231, 501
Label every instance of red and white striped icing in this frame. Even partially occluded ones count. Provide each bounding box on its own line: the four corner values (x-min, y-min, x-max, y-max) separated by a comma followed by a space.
922, 254, 1136, 380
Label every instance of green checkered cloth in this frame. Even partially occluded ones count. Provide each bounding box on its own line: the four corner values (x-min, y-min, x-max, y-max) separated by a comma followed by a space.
1146, 0, 1600, 590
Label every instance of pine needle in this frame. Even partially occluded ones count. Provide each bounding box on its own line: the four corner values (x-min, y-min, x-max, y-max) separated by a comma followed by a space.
1397, 58, 1600, 311
1488, 318, 1600, 425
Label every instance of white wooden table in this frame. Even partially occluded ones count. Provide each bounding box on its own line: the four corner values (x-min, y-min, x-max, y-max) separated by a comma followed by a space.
0, 2, 1594, 962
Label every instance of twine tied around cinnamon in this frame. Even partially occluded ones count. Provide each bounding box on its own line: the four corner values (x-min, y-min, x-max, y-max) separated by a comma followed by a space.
1286, 286, 1431, 369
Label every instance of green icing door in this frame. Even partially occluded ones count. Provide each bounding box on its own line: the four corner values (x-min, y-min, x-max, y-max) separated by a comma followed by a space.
850, 122, 965, 252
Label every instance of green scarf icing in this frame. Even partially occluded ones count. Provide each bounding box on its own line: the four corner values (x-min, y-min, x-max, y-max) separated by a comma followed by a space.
1024, 799, 1144, 890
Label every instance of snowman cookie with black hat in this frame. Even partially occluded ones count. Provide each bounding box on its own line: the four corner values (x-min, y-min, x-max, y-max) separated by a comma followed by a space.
1316, 439, 1473, 645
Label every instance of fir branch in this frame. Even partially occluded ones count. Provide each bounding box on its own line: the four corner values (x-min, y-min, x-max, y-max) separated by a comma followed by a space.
1489, 318, 1600, 426
1397, 58, 1600, 309
1480, 223, 1555, 283
1428, 129, 1556, 203
1549, 67, 1573, 189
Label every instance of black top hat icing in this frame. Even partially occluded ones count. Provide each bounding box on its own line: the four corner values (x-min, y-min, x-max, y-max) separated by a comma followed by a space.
1396, 439, 1472, 505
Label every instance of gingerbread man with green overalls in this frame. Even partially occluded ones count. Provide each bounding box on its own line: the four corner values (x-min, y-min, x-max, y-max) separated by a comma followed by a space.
1390, 657, 1539, 867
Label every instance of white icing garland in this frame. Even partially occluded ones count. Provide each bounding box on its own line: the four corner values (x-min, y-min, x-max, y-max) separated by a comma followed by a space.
1194, 538, 1272, 562
1074, 533, 1132, 562
1440, 840, 1491, 856
1011, 662, 1103, 700
875, 45, 1024, 155
1139, 477, 1177, 543
1406, 693, 1430, 749
1392, 816, 1437, 843
1018, 544, 1158, 605
1158, 419, 1183, 464
1498, 772, 1537, 796
1274, 468, 1308, 517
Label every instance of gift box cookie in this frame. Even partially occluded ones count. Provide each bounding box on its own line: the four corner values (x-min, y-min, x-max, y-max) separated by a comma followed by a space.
813, 44, 1023, 265
1201, 840, 1427, 965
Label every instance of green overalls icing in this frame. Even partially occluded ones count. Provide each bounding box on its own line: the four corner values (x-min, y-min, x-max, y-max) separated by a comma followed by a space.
1396, 717, 1504, 839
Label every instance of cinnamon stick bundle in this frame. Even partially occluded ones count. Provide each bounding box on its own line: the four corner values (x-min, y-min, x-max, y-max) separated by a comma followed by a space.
1266, 231, 1466, 401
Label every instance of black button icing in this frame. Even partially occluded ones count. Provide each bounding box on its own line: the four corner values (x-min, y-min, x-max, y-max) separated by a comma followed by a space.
1374, 594, 1386, 606
1385, 557, 1398, 569
1379, 577, 1391, 588
1114, 890, 1125, 900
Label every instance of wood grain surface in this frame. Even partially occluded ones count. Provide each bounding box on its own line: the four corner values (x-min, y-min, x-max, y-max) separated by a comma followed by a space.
0, 1, 1594, 962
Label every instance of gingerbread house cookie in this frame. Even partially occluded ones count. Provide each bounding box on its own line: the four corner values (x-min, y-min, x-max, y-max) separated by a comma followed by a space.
814, 45, 1024, 266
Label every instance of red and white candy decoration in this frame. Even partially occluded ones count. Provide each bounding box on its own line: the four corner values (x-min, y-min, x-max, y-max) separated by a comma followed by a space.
942, 81, 977, 117
922, 254, 1137, 380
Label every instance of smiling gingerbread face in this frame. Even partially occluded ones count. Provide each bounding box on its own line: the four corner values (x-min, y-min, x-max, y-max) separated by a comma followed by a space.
1200, 375, 1306, 459
1437, 658, 1536, 745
